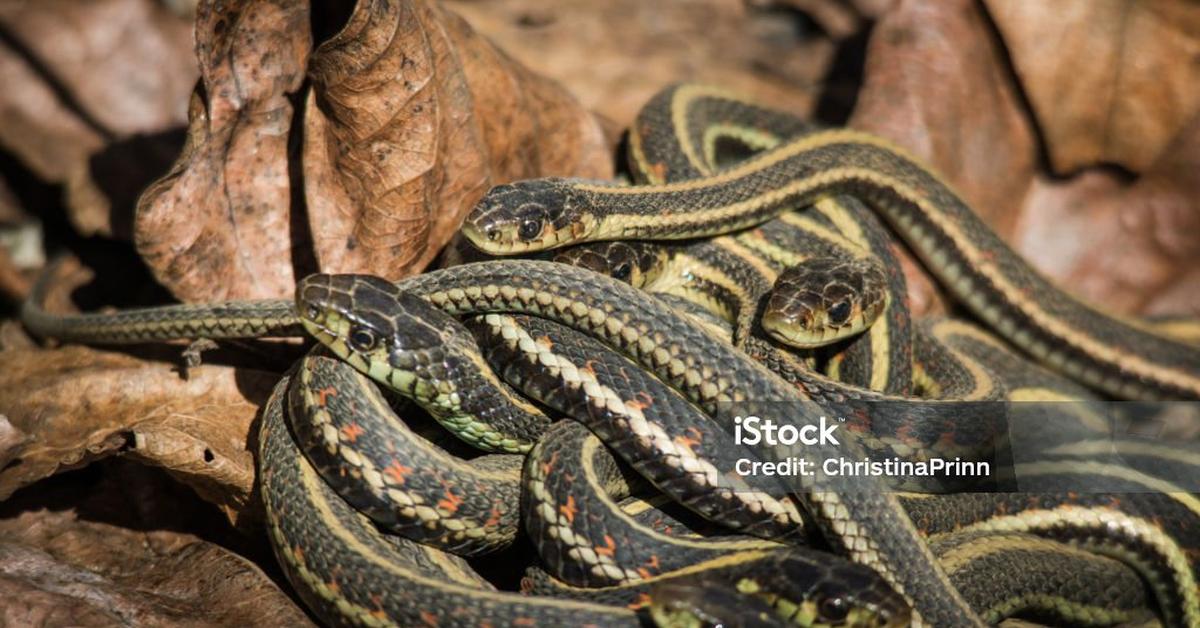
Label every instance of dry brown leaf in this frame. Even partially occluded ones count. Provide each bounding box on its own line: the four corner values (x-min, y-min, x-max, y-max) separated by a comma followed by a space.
0, 0, 195, 179
1016, 114, 1200, 315
302, 0, 611, 278
0, 0, 196, 237
0, 176, 21, 224
134, 0, 311, 301
0, 246, 31, 303
0, 463, 311, 627
0, 344, 275, 524
446, 0, 827, 127
986, 1, 1200, 174
850, 0, 1200, 316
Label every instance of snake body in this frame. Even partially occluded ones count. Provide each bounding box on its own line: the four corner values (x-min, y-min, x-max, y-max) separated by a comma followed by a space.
287, 351, 523, 555
623, 85, 915, 396
521, 420, 784, 587
273, 285, 913, 627
462, 95, 1200, 401
464, 312, 806, 540
259, 374, 642, 627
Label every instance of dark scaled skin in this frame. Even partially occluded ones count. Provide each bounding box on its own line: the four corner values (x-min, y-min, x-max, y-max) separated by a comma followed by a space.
650, 581, 791, 628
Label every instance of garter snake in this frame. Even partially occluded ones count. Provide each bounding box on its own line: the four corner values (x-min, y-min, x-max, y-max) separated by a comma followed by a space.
761, 257, 889, 350
301, 271, 808, 539
391, 263, 988, 625
288, 350, 523, 555
22, 259, 982, 623
529, 528, 1154, 627
24, 262, 1195, 625
552, 237, 1011, 480
20, 81, 1199, 626
272, 346, 910, 627
899, 474, 1200, 626
272, 307, 907, 624
625, 84, 915, 395
521, 420, 784, 587
464, 313, 806, 540
259, 371, 639, 626
461, 88, 1200, 402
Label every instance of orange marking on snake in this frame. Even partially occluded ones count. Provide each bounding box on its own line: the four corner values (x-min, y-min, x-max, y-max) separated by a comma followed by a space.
369, 595, 387, 620
595, 535, 617, 557
383, 459, 413, 485
674, 434, 701, 449
316, 386, 337, 407
636, 557, 659, 579
419, 610, 439, 626
340, 422, 365, 443
438, 489, 463, 514
513, 618, 536, 627
486, 505, 504, 527
649, 162, 667, 182
559, 495, 578, 523
542, 451, 559, 475
536, 335, 554, 350
630, 593, 653, 609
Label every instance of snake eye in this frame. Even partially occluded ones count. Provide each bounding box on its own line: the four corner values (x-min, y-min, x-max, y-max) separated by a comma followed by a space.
347, 326, 379, 352
518, 218, 543, 241
817, 594, 850, 623
828, 301, 852, 325
612, 261, 632, 281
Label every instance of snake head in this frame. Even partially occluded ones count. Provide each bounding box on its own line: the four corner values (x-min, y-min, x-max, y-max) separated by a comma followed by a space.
461, 179, 596, 254
647, 551, 910, 628
761, 257, 889, 349
649, 580, 784, 628
552, 241, 670, 289
296, 274, 473, 392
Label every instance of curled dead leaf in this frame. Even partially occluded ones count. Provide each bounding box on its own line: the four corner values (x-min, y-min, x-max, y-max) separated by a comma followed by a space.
0, 463, 311, 627
303, 0, 611, 278
1017, 114, 1200, 315
0, 345, 275, 525
849, 0, 1200, 315
986, 1, 1200, 174
134, 0, 311, 301
0, 0, 195, 238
